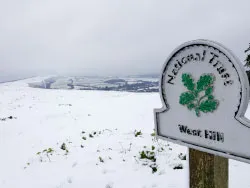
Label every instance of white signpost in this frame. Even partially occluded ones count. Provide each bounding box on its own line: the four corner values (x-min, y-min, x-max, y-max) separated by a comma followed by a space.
154, 39, 250, 187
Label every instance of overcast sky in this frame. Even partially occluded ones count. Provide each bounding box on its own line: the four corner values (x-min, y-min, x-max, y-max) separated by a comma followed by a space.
1, 0, 250, 77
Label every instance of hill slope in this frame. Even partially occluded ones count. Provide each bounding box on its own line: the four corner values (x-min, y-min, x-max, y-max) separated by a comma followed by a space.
0, 78, 250, 188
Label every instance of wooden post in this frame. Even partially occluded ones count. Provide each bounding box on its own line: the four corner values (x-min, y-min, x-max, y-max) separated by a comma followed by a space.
189, 148, 228, 188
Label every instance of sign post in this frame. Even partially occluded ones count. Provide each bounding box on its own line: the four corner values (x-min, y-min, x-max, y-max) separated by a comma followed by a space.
189, 149, 228, 188
154, 39, 250, 187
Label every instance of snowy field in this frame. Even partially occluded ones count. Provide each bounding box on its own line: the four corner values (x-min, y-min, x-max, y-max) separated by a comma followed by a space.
0, 77, 250, 188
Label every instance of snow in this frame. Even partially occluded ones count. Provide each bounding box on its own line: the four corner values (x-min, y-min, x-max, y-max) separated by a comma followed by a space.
0, 77, 250, 188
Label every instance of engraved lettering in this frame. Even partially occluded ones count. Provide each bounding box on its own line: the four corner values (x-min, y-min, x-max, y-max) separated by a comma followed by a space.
209, 52, 219, 64
178, 124, 187, 133
167, 75, 175, 85
205, 130, 224, 143
182, 57, 188, 64
195, 53, 201, 61
217, 66, 226, 74
201, 50, 206, 61
166, 49, 233, 87
221, 73, 230, 79
213, 60, 220, 67
172, 68, 178, 76
177, 60, 182, 68
217, 132, 224, 142
178, 125, 202, 137
224, 80, 234, 86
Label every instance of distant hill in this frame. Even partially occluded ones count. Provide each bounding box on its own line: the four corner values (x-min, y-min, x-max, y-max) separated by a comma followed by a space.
28, 75, 159, 92
0, 74, 35, 83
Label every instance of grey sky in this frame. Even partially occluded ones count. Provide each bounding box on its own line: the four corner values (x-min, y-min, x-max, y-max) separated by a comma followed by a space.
1, 0, 250, 76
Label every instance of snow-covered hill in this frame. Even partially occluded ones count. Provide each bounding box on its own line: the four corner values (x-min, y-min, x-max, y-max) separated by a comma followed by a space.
0, 77, 250, 188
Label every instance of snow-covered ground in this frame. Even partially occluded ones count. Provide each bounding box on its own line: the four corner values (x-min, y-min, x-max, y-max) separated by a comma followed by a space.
0, 77, 250, 188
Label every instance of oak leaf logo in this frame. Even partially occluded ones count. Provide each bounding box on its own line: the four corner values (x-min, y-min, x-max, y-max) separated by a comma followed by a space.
179, 73, 219, 117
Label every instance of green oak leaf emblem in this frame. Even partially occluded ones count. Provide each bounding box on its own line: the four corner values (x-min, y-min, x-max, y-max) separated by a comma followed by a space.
179, 73, 219, 117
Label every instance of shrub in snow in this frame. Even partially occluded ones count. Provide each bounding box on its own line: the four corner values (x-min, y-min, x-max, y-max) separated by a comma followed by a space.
134, 130, 142, 137
173, 164, 183, 170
